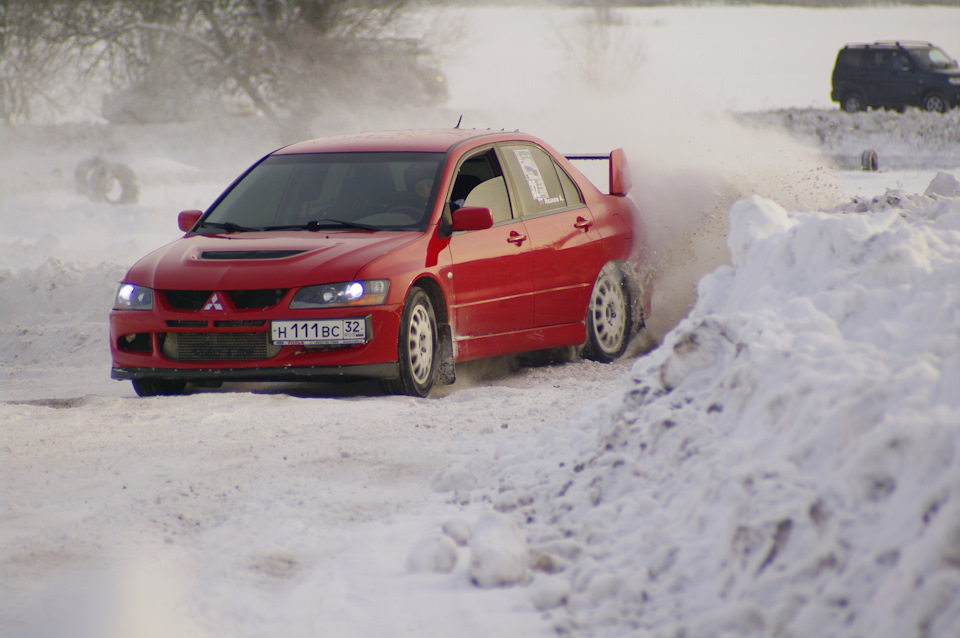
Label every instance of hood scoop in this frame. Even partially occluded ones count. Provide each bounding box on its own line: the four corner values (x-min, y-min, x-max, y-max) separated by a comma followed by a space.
200, 250, 306, 260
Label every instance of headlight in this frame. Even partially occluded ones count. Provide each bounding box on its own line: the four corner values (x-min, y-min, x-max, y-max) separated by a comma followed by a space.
949, 77, 960, 86
114, 283, 154, 310
290, 280, 389, 309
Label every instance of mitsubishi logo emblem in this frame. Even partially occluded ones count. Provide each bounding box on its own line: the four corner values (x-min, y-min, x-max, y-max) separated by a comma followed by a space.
203, 292, 224, 311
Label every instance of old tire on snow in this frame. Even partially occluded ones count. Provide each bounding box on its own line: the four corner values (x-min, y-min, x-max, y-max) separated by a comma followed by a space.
383, 288, 438, 397
583, 262, 631, 363
89, 161, 139, 204
76, 156, 139, 204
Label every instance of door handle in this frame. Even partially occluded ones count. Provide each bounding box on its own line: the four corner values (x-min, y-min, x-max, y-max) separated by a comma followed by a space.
574, 216, 593, 230
507, 231, 527, 246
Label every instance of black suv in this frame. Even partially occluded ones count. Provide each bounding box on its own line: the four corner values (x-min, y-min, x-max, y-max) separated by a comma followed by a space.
831, 41, 960, 113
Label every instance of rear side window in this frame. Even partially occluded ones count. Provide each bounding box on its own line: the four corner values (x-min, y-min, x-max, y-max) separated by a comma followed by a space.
837, 49, 864, 70
889, 52, 912, 72
500, 144, 582, 217
865, 50, 897, 71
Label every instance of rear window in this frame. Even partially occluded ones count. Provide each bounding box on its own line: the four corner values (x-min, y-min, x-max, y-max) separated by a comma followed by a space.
837, 48, 864, 69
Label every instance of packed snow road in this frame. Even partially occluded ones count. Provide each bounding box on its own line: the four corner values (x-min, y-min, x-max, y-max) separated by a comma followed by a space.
1, 356, 635, 637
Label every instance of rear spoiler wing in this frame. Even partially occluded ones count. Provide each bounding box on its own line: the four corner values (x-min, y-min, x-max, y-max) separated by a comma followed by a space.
565, 148, 632, 196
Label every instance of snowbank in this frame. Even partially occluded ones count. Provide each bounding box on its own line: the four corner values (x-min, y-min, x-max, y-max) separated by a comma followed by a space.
481, 179, 960, 636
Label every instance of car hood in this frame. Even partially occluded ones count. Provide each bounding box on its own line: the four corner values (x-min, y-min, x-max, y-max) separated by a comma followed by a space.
126, 231, 421, 290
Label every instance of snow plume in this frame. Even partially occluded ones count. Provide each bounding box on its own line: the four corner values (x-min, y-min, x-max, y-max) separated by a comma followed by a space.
488, 183, 960, 637
619, 104, 841, 348
493, 8, 850, 348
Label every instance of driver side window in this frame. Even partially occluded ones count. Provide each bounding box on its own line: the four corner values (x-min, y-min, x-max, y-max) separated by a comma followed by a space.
446, 148, 515, 226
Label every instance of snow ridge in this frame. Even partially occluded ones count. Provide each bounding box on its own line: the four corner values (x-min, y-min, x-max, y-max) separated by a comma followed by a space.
491, 185, 960, 637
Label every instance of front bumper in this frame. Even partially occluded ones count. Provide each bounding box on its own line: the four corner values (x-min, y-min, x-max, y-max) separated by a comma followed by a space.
109, 302, 404, 383
111, 363, 399, 382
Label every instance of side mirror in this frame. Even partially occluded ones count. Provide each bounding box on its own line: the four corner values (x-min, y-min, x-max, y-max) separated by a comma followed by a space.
178, 209, 203, 232
451, 206, 494, 232
609, 148, 632, 196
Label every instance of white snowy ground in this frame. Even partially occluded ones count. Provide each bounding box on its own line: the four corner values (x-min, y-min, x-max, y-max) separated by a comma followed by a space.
2, 4, 960, 638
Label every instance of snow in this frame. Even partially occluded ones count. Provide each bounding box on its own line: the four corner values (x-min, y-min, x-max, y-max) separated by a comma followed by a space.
501, 186, 960, 635
3, 4, 960, 638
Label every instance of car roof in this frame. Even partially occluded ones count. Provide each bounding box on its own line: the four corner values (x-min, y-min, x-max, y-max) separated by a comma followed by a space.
843, 41, 935, 51
274, 128, 531, 155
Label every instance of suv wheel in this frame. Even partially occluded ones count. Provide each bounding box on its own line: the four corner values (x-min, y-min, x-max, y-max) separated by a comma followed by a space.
842, 93, 865, 113
922, 92, 947, 113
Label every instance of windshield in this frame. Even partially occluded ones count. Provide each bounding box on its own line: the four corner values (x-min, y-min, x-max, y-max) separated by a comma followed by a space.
200, 152, 444, 233
910, 46, 959, 71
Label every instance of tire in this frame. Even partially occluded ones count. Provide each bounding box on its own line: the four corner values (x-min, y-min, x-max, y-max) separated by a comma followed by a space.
382, 288, 438, 397
77, 157, 139, 204
841, 93, 864, 113
132, 378, 187, 397
582, 262, 631, 363
922, 92, 947, 113
89, 161, 139, 204
74, 156, 105, 196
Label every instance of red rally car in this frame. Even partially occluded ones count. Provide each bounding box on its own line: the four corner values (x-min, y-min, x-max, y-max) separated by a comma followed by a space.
110, 128, 652, 397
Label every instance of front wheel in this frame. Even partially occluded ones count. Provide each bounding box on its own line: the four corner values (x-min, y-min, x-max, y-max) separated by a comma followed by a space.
922, 92, 947, 113
582, 263, 631, 363
382, 288, 438, 397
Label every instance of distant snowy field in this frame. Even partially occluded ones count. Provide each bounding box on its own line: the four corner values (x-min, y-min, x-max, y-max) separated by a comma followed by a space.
2, 5, 960, 638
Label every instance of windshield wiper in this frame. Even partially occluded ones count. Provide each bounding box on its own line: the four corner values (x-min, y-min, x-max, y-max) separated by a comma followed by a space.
196, 221, 264, 233
263, 218, 378, 232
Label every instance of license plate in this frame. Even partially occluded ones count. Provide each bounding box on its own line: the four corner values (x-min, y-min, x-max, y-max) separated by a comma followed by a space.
271, 318, 367, 345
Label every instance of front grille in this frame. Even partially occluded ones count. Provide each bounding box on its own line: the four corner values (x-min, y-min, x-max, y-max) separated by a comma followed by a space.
164, 290, 210, 310
229, 289, 286, 309
161, 332, 281, 361
214, 320, 265, 327
166, 320, 208, 328
162, 289, 287, 310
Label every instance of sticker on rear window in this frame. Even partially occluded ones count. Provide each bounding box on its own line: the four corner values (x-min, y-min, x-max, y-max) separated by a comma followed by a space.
513, 149, 555, 205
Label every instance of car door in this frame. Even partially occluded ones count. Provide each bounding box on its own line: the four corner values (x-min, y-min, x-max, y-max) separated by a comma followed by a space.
447, 149, 534, 338
499, 143, 600, 328
888, 50, 922, 106
862, 49, 889, 106
868, 49, 915, 107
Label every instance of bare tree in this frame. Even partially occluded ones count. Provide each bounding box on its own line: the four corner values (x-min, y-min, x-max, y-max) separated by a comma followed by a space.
0, 0, 446, 128
1, 0, 79, 123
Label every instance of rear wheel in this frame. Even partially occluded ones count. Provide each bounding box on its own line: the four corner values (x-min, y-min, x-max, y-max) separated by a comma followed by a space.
842, 93, 865, 113
923, 92, 947, 113
132, 378, 187, 397
583, 262, 631, 363
382, 288, 438, 397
